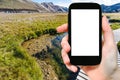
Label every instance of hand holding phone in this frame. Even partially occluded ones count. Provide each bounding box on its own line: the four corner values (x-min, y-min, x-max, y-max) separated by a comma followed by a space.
57, 10, 118, 80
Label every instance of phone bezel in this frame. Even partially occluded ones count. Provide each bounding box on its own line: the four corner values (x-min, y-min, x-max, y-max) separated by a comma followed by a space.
68, 3, 102, 65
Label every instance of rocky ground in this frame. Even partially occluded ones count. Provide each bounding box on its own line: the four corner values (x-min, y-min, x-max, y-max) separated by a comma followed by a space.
22, 34, 54, 55
22, 34, 59, 80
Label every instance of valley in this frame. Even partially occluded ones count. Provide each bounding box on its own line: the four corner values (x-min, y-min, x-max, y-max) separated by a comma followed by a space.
0, 12, 120, 80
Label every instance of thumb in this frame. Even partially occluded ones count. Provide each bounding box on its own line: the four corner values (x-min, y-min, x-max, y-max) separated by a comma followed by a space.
102, 16, 114, 45
102, 16, 118, 77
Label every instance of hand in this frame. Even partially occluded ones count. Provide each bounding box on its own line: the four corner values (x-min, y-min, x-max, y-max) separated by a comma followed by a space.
57, 16, 118, 80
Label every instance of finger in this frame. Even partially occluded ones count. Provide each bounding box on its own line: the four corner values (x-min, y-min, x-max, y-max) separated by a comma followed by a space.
61, 35, 70, 52
56, 23, 68, 33
61, 49, 78, 72
102, 16, 115, 45
61, 49, 70, 65
66, 65, 78, 72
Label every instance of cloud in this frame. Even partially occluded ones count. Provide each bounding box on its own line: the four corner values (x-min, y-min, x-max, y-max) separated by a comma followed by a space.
71, 0, 120, 5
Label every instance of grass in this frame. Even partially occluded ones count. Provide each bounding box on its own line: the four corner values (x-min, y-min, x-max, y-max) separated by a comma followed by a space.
111, 23, 120, 30
104, 13, 120, 30
43, 46, 70, 80
0, 13, 67, 80
0, 12, 120, 80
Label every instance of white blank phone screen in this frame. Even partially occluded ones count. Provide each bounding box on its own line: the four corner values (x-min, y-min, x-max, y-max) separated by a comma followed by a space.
71, 9, 99, 56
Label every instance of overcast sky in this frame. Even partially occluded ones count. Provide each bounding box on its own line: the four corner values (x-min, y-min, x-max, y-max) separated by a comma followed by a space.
32, 0, 120, 7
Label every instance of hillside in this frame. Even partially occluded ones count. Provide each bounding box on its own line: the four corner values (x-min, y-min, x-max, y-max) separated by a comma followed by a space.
0, 0, 68, 13
40, 2, 68, 12
0, 0, 36, 9
101, 3, 120, 13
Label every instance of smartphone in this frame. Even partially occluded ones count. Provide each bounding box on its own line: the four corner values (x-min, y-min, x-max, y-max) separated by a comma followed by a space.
68, 3, 102, 65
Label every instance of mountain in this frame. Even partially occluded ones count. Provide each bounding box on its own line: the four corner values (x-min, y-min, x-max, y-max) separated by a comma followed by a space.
40, 2, 68, 12
101, 3, 120, 13
0, 0, 36, 9
0, 0, 68, 13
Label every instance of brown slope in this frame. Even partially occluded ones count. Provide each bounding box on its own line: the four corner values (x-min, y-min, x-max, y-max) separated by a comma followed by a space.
0, 0, 49, 12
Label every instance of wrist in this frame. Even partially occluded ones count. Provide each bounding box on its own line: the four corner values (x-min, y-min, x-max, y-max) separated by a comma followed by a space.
88, 68, 110, 80
109, 67, 120, 80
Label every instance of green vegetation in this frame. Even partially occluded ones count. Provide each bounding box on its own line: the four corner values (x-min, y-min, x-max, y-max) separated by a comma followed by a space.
111, 23, 120, 30
42, 46, 69, 80
1, 13, 120, 80
117, 41, 120, 51
0, 13, 67, 80
104, 13, 120, 30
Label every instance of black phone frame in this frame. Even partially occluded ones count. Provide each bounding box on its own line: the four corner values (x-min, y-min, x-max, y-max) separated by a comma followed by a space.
68, 3, 102, 65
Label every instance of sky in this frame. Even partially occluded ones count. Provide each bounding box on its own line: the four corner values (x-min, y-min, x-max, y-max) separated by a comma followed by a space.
32, 0, 71, 7
72, 0, 120, 5
32, 0, 120, 7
